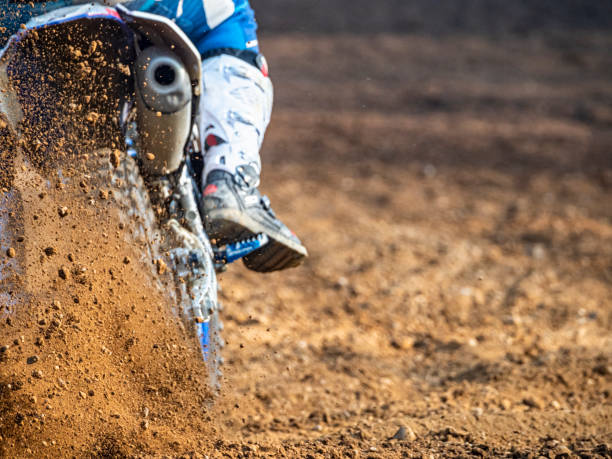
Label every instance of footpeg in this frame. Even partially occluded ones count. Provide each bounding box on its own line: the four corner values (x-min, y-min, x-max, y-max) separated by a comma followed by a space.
214, 233, 269, 266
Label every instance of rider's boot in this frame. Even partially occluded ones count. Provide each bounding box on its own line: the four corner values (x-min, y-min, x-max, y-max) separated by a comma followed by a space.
197, 53, 307, 272
201, 164, 307, 272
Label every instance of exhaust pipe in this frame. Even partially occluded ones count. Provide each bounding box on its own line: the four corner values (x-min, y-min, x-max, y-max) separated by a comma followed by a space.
134, 46, 192, 176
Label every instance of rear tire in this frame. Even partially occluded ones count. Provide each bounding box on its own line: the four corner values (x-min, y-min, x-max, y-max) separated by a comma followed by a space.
101, 150, 224, 394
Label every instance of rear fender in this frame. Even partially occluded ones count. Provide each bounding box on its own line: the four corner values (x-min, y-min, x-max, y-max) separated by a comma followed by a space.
0, 5, 133, 168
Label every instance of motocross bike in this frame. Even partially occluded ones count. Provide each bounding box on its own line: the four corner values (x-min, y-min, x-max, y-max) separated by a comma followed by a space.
0, 4, 267, 392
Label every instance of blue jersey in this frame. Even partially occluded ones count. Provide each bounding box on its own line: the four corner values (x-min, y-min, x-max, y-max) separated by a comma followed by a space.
126, 0, 260, 54
0, 0, 260, 55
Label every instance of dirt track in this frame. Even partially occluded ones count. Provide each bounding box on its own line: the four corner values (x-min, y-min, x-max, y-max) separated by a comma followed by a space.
1, 1, 612, 457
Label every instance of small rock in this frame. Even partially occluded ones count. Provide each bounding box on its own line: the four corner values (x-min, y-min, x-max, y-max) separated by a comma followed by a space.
390, 426, 406, 440
390, 425, 416, 441
99, 189, 109, 200
123, 256, 131, 265
32, 369, 43, 379
502, 315, 516, 325
6, 247, 15, 258
0, 345, 9, 353
88, 389, 95, 396
86, 112, 99, 124
593, 364, 611, 376
155, 259, 167, 275
110, 150, 121, 169
471, 446, 486, 457
27, 355, 39, 364
530, 243, 546, 259
390, 337, 414, 350
472, 407, 484, 417
145, 153, 155, 161
58, 206, 69, 218
51, 300, 61, 310
43, 247, 56, 256
58, 266, 69, 280
551, 400, 561, 410
79, 391, 86, 399
335, 276, 349, 288
500, 399, 512, 410
437, 426, 468, 441
141, 419, 149, 430
552, 445, 572, 457
523, 396, 543, 409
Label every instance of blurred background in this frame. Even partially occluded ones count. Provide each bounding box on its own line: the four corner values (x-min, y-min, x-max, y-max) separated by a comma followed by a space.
215, 0, 612, 456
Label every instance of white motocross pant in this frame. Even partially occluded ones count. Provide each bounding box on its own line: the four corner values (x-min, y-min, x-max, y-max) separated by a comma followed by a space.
199, 54, 273, 183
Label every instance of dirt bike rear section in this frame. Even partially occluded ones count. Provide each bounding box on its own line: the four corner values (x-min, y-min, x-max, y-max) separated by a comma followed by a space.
0, 8, 226, 457
5, 1, 229, 368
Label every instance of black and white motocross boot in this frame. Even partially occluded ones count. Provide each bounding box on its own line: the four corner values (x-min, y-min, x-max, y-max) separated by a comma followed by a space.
200, 165, 307, 272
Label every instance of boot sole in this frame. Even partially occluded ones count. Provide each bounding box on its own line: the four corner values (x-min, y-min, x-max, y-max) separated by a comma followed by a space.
205, 208, 307, 272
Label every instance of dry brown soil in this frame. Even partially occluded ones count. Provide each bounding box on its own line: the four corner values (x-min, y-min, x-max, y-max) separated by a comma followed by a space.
1, 1, 612, 457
